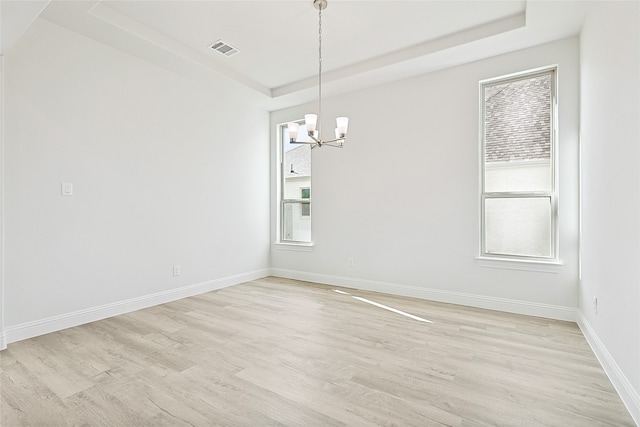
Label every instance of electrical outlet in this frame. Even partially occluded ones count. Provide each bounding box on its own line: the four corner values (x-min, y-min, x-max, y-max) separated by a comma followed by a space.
61, 182, 73, 196
347, 258, 354, 267
593, 296, 598, 314
173, 265, 181, 276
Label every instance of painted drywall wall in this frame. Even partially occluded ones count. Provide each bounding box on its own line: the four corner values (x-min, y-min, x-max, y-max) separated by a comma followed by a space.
579, 1, 640, 422
3, 19, 270, 334
0, 56, 5, 349
271, 37, 580, 320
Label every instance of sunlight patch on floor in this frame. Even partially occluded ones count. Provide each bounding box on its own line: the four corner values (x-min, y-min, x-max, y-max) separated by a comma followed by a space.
333, 289, 433, 323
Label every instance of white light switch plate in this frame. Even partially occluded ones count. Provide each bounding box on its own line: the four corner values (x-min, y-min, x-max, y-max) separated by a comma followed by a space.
61, 182, 73, 196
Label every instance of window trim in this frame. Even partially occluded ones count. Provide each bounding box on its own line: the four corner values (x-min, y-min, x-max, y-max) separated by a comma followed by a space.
277, 120, 313, 245
478, 66, 559, 263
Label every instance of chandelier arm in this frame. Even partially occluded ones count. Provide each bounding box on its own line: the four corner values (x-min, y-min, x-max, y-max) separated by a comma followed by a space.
290, 140, 344, 149
309, 134, 322, 145
320, 141, 344, 148
291, 139, 321, 146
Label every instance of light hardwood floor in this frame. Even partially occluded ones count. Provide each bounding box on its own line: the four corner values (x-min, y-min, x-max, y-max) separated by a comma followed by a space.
1, 277, 635, 426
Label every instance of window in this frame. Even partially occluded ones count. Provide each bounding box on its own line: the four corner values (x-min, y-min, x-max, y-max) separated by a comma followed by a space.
480, 68, 557, 261
279, 121, 312, 243
301, 188, 311, 217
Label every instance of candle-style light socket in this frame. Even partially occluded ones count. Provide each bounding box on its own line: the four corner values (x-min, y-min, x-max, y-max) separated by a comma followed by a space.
336, 116, 349, 137
305, 114, 318, 134
287, 122, 299, 142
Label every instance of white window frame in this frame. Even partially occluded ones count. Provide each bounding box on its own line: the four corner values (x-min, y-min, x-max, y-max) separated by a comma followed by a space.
277, 120, 312, 246
479, 66, 559, 264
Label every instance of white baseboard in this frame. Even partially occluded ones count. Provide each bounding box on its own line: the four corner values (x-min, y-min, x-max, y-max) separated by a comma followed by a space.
270, 268, 576, 322
4, 269, 270, 345
0, 331, 6, 351
578, 313, 640, 425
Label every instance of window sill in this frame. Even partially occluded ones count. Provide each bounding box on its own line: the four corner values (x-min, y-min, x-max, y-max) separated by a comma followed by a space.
274, 242, 314, 252
475, 256, 563, 273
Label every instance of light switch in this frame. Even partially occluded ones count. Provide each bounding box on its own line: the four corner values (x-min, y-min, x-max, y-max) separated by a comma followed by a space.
61, 182, 73, 196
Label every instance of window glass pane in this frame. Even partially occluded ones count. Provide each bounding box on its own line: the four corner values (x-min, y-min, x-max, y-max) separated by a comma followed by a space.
301, 188, 310, 217
301, 202, 310, 217
282, 201, 311, 242
283, 143, 311, 200
484, 74, 551, 193
485, 197, 551, 258
282, 124, 311, 201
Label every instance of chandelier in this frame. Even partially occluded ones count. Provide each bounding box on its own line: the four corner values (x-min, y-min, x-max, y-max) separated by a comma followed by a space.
287, 0, 349, 148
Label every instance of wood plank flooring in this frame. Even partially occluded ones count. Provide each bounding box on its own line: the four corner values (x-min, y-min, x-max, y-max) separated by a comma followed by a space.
1, 277, 635, 426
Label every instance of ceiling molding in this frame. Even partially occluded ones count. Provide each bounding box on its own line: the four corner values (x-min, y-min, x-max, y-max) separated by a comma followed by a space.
88, 1, 526, 104
273, 11, 526, 99
22, 1, 588, 111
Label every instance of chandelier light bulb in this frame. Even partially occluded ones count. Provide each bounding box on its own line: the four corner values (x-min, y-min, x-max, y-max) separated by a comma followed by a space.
336, 117, 349, 138
305, 114, 318, 134
287, 122, 299, 142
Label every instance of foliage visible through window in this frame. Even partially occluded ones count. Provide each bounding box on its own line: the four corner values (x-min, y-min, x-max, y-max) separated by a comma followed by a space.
280, 121, 312, 243
480, 68, 557, 260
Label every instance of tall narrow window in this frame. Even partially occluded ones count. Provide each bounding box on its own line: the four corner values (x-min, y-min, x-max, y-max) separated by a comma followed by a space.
480, 68, 557, 260
280, 121, 312, 243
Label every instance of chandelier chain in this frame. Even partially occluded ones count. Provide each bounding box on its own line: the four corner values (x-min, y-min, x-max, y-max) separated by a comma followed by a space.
318, 5, 322, 134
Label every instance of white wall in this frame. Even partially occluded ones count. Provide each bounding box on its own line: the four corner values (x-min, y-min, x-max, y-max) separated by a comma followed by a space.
0, 55, 5, 349
2, 19, 270, 342
271, 37, 580, 320
579, 1, 640, 422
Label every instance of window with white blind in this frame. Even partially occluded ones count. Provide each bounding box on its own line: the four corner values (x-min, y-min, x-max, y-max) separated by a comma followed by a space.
480, 67, 558, 261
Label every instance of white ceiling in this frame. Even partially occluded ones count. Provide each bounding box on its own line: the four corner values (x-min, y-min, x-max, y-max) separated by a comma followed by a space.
1, 0, 589, 110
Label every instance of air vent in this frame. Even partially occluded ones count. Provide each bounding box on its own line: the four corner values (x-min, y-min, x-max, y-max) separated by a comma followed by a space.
208, 40, 240, 57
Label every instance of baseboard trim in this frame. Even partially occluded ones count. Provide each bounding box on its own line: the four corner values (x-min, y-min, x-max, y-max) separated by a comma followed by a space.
577, 313, 640, 425
270, 268, 576, 322
4, 268, 270, 345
